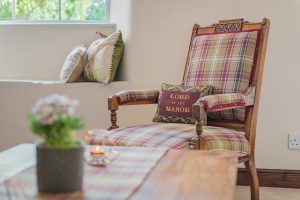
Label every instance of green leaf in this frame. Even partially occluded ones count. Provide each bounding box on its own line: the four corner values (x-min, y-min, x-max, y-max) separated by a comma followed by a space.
27, 115, 84, 148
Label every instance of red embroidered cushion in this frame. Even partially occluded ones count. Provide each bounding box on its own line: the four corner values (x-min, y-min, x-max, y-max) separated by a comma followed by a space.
152, 83, 213, 124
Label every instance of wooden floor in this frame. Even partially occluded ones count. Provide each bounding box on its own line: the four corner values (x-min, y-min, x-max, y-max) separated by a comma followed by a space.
236, 186, 300, 200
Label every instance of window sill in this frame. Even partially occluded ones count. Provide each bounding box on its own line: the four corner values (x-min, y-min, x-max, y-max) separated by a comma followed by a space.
0, 21, 116, 26
0, 80, 156, 88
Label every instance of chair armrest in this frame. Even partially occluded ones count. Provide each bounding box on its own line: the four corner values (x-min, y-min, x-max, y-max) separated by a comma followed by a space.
196, 93, 246, 112
111, 89, 159, 106
192, 86, 255, 125
190, 87, 255, 143
107, 89, 159, 130
194, 86, 255, 112
192, 93, 246, 128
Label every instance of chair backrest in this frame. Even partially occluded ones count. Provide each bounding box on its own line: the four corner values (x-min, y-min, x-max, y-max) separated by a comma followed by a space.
182, 19, 270, 131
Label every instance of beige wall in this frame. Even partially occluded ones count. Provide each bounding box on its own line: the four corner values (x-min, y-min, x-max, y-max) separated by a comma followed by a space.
0, 24, 115, 80
0, 81, 160, 151
110, 0, 300, 170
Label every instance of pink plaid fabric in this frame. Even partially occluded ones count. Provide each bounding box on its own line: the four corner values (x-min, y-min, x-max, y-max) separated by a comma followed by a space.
88, 124, 249, 162
91, 123, 195, 149
200, 132, 250, 162
183, 31, 258, 93
196, 93, 246, 112
208, 107, 246, 122
0, 147, 167, 200
183, 30, 259, 121
113, 90, 159, 105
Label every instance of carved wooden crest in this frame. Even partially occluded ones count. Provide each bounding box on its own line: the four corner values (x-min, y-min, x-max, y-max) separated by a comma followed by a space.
214, 22, 242, 33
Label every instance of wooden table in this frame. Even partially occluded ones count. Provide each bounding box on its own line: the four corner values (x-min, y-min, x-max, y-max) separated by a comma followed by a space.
0, 144, 237, 200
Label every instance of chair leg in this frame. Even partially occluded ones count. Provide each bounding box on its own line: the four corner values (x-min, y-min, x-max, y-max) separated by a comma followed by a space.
188, 136, 207, 150
245, 159, 259, 200
188, 136, 200, 150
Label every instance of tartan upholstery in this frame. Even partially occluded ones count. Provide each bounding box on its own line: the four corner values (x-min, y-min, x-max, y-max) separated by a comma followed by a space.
183, 31, 258, 93
200, 132, 250, 162
183, 30, 259, 121
208, 107, 246, 122
196, 93, 246, 112
113, 89, 159, 105
89, 123, 195, 149
87, 123, 250, 162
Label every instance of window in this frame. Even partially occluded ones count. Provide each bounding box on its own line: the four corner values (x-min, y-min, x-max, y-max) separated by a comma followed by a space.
0, 0, 109, 22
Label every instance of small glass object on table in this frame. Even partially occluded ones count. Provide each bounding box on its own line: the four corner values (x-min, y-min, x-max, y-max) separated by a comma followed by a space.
84, 129, 119, 166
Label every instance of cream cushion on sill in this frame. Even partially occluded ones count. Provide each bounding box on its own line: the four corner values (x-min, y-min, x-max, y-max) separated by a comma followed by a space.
60, 46, 87, 83
84, 31, 124, 84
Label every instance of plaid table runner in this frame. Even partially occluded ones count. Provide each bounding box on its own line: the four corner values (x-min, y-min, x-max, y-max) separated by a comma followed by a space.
0, 146, 167, 200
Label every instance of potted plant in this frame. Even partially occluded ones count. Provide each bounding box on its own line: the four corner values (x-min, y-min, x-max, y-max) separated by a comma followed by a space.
28, 94, 84, 193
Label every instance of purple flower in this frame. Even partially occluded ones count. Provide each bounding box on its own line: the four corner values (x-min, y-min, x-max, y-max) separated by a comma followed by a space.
31, 94, 80, 125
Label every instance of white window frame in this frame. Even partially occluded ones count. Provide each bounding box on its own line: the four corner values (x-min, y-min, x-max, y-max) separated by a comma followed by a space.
1, 0, 111, 24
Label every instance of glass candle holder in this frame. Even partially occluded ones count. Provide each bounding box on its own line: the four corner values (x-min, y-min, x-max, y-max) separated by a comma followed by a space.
85, 145, 119, 166
84, 129, 119, 166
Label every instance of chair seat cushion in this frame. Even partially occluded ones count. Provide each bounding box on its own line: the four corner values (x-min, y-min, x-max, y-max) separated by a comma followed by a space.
200, 132, 250, 162
88, 123, 250, 162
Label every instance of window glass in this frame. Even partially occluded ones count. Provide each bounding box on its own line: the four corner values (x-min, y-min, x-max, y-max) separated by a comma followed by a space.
0, 0, 107, 22
16, 0, 59, 20
61, 0, 106, 20
0, 0, 12, 20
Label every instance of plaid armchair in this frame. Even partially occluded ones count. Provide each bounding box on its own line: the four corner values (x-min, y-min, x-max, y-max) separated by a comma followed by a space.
88, 19, 270, 200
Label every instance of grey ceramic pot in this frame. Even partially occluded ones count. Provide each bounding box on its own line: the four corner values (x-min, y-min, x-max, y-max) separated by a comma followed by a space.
36, 142, 84, 193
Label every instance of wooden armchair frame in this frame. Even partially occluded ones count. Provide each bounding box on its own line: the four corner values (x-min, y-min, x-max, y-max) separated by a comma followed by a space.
187, 18, 270, 200
108, 18, 270, 200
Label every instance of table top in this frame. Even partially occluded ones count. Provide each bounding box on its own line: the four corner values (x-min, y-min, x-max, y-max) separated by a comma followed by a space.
0, 144, 237, 200
131, 149, 238, 200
